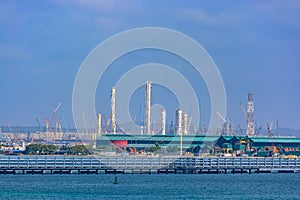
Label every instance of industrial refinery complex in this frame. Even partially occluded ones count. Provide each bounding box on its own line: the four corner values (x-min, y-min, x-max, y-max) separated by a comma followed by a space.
1, 81, 300, 157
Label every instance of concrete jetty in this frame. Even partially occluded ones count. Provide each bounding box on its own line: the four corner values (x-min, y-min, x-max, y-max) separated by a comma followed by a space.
0, 156, 299, 175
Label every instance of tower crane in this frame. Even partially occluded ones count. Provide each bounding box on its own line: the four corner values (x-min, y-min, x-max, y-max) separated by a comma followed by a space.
217, 112, 232, 135
45, 118, 51, 132
54, 119, 62, 141
240, 103, 253, 135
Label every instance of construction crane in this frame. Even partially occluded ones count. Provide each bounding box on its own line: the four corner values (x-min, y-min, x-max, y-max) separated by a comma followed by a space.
103, 114, 111, 133
54, 119, 62, 141
267, 122, 278, 154
217, 112, 226, 122
45, 118, 51, 132
169, 120, 174, 134
188, 116, 194, 134
240, 103, 249, 122
237, 125, 244, 135
276, 120, 280, 137
35, 116, 42, 133
50, 102, 62, 130
240, 103, 254, 135
81, 113, 88, 134
217, 112, 232, 135
256, 125, 263, 135
60, 112, 69, 132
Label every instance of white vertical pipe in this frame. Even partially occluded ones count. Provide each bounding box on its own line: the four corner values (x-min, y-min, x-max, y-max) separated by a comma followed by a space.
97, 113, 101, 136
161, 109, 166, 135
183, 113, 188, 135
111, 87, 116, 134
144, 81, 151, 135
175, 108, 182, 135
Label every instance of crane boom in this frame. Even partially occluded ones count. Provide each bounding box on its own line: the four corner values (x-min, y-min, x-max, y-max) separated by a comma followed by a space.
240, 103, 250, 123
257, 125, 262, 135
54, 102, 62, 112
50, 102, 62, 127
217, 112, 226, 122
276, 120, 280, 136
81, 113, 88, 134
35, 116, 42, 132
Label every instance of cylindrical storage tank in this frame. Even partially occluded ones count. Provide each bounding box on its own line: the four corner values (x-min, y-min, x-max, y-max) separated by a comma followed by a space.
140, 126, 144, 135
175, 108, 182, 135
183, 113, 188, 135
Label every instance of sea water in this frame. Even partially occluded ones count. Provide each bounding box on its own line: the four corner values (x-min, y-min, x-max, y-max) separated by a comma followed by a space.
0, 173, 299, 200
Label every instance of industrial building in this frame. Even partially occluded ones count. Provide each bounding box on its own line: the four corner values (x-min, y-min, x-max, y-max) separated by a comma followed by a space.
96, 134, 300, 156
94, 82, 300, 157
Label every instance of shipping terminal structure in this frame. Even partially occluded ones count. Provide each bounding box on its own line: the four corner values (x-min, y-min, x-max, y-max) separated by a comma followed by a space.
1, 81, 300, 157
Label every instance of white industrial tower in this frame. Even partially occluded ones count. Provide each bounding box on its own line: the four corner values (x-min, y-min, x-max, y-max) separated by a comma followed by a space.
183, 113, 188, 135
144, 81, 152, 135
97, 113, 101, 137
111, 87, 116, 134
246, 93, 254, 136
161, 109, 166, 135
175, 108, 183, 135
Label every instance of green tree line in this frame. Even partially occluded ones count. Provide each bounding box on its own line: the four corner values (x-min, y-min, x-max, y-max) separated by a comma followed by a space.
26, 144, 93, 155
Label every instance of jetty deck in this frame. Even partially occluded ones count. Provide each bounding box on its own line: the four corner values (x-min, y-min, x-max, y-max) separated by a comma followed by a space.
0, 156, 299, 174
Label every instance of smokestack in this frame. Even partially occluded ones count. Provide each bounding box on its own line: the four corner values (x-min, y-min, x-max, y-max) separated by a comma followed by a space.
144, 81, 152, 135
140, 126, 144, 135
111, 87, 116, 134
183, 113, 188, 135
246, 93, 254, 136
161, 109, 166, 135
175, 108, 183, 135
97, 113, 101, 136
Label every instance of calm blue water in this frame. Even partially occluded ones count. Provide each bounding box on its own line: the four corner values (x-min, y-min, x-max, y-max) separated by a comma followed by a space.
0, 174, 299, 200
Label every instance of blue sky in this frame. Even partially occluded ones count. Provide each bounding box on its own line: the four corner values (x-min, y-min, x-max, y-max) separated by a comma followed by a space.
0, 0, 300, 131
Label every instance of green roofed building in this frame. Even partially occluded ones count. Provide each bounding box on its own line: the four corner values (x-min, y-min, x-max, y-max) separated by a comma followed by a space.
248, 136, 300, 150
96, 134, 219, 152
96, 134, 300, 156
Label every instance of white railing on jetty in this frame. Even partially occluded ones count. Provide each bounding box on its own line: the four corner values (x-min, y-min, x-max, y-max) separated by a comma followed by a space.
0, 156, 299, 170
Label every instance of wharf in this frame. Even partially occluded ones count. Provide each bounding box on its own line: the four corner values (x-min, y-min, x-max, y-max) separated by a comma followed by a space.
0, 156, 299, 175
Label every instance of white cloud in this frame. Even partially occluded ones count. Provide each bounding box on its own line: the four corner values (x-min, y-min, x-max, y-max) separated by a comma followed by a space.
0, 44, 30, 60
179, 8, 236, 27
251, 1, 300, 27
75, 0, 136, 13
